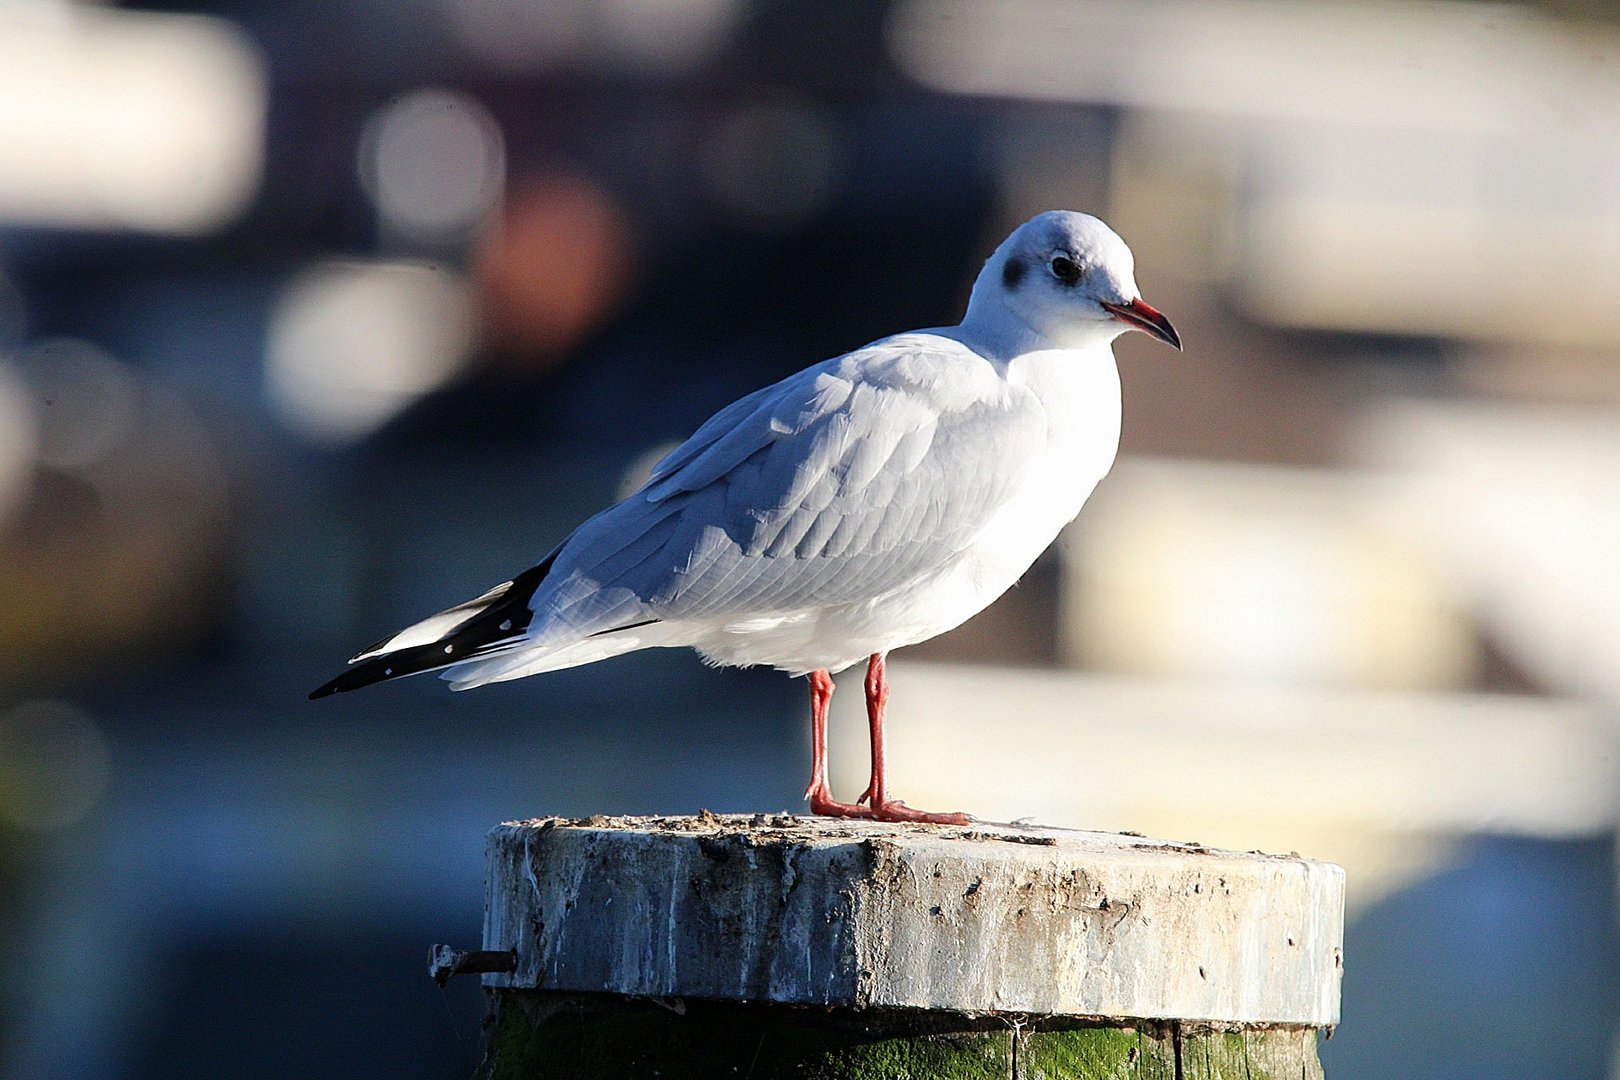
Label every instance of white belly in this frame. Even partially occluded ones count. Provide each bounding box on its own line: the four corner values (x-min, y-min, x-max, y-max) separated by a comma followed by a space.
694, 349, 1122, 674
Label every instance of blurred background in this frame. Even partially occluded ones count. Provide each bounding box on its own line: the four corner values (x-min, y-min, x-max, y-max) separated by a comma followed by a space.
0, 0, 1617, 1076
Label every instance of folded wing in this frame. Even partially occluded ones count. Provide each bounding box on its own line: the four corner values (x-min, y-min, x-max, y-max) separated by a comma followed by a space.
314, 333, 1051, 695
536, 335, 1046, 630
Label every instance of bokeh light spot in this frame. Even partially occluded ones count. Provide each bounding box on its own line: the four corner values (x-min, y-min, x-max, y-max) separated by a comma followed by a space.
0, 700, 111, 832
358, 88, 505, 243
24, 339, 141, 471
266, 260, 475, 445
0, 361, 38, 529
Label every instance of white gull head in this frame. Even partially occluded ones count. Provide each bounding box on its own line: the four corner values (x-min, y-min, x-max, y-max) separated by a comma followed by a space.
961, 210, 1180, 356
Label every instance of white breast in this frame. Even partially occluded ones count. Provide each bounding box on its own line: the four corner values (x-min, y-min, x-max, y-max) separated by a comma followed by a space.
903, 346, 1121, 634
970, 346, 1122, 578
698, 345, 1122, 674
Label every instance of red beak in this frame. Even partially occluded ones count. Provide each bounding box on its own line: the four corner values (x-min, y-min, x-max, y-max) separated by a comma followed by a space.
1100, 298, 1181, 350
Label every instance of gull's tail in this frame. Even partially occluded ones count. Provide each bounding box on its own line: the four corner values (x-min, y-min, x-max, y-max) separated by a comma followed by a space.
307, 553, 556, 699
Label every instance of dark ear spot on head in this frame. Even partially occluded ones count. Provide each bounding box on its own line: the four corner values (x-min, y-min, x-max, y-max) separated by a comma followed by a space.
1002, 256, 1026, 290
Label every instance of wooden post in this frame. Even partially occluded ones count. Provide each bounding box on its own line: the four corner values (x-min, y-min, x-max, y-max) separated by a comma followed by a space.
465, 815, 1344, 1079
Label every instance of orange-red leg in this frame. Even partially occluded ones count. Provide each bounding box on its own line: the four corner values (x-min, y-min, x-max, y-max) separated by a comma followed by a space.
802, 669, 872, 818
857, 652, 888, 806
858, 652, 971, 825
801, 656, 970, 825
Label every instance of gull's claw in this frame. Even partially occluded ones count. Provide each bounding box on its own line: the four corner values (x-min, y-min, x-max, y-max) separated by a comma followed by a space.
872, 800, 971, 826
806, 783, 875, 819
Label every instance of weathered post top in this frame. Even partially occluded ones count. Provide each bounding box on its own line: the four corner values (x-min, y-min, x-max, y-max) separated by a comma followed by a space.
481, 814, 1344, 1027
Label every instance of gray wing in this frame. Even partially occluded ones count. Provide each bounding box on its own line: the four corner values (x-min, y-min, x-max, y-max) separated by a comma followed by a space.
533, 337, 1046, 632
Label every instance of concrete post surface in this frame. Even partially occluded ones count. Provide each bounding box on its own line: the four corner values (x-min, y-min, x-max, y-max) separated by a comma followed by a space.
478, 814, 1344, 1078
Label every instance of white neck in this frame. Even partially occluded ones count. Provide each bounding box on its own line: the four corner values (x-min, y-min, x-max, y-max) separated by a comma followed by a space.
954, 303, 1124, 366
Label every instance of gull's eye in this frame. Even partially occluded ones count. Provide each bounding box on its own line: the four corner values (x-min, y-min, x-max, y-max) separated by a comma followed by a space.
1049, 255, 1083, 286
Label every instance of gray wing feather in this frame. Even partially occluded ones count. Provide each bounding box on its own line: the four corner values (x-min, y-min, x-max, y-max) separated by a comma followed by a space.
531, 338, 1044, 637
643, 372, 855, 502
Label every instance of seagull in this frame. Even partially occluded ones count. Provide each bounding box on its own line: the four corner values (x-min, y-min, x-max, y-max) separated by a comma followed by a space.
310, 210, 1180, 824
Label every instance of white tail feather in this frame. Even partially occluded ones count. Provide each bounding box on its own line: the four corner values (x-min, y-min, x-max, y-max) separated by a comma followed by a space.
350, 583, 510, 662
442, 623, 682, 690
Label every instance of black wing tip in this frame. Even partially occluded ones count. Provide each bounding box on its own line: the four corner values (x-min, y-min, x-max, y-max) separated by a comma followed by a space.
308, 683, 336, 701
309, 648, 444, 699
307, 632, 513, 702
308, 549, 560, 703
308, 659, 396, 700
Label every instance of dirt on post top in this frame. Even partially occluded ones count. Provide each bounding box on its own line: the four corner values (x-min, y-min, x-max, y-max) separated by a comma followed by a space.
500, 812, 1311, 858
